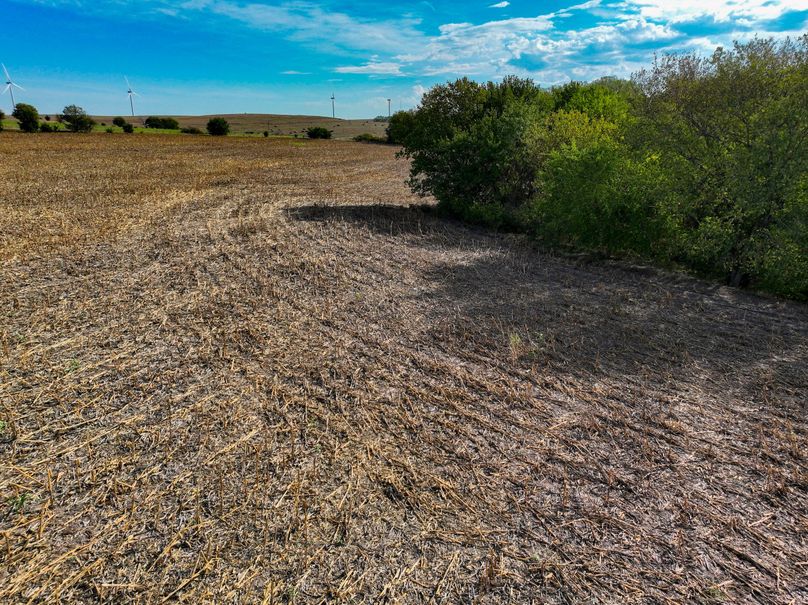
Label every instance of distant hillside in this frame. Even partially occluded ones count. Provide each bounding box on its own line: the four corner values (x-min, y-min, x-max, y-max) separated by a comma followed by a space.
92, 113, 390, 139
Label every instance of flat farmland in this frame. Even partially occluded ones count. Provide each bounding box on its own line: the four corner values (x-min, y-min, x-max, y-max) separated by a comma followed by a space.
0, 133, 806, 603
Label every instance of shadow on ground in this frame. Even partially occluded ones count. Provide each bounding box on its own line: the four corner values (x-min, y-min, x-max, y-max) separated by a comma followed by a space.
288, 203, 808, 418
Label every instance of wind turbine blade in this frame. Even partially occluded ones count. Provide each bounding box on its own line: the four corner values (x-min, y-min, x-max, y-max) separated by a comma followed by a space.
1, 64, 10, 81
125, 76, 131, 88
12, 83, 24, 91
1, 84, 10, 96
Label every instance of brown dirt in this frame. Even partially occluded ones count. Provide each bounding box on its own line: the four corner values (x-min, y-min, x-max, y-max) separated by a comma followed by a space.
0, 132, 806, 604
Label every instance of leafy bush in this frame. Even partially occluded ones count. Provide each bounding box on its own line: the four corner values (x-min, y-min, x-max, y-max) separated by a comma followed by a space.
13, 103, 40, 133
263, 130, 269, 137
40, 122, 57, 133
634, 36, 808, 291
112, 117, 127, 127
531, 140, 671, 257
306, 126, 332, 139
386, 110, 415, 144
353, 133, 386, 143
105, 127, 114, 133
399, 36, 808, 299
0, 109, 4, 132
144, 116, 180, 130
122, 123, 134, 134
60, 105, 96, 133
181, 126, 203, 135
401, 77, 550, 226
206, 117, 230, 136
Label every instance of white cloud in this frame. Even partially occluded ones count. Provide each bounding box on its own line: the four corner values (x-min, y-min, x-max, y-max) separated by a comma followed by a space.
334, 62, 404, 75
489, 2, 510, 8
624, 0, 808, 23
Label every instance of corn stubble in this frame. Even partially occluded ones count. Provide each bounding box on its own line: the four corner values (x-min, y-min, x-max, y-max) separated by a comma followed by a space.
0, 134, 806, 603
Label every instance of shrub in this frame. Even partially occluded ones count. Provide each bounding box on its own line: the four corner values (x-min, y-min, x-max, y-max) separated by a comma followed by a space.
181, 126, 203, 135
40, 122, 56, 133
206, 117, 230, 136
353, 133, 386, 143
44, 115, 51, 121
401, 77, 550, 225
531, 140, 671, 257
386, 110, 415, 144
263, 130, 269, 137
105, 127, 114, 133
0, 109, 4, 132
122, 123, 134, 133
144, 116, 180, 130
634, 35, 808, 289
60, 105, 95, 133
13, 103, 40, 133
306, 126, 332, 139
112, 117, 127, 127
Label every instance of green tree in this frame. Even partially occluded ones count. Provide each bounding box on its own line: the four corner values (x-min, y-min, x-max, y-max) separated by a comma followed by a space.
206, 117, 230, 136
112, 116, 127, 127
13, 103, 39, 133
144, 116, 180, 129
634, 35, 808, 288
400, 77, 552, 222
122, 123, 134, 134
385, 110, 415, 144
61, 105, 96, 133
306, 126, 332, 139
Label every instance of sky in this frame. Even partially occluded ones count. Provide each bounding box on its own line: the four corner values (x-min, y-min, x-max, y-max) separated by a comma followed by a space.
1, 1, 807, 118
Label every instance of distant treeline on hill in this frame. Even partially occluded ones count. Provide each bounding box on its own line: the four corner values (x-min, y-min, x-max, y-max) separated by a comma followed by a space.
388, 36, 808, 300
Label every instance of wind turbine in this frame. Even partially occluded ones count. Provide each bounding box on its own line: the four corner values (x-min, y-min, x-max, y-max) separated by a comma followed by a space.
387, 98, 391, 117
2, 64, 24, 110
125, 76, 139, 117
331, 92, 335, 119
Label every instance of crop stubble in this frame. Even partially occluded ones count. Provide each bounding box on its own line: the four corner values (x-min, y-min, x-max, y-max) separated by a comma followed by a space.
0, 134, 806, 603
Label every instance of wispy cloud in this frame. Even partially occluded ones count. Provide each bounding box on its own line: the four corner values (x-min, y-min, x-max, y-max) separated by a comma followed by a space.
489, 2, 510, 8
334, 62, 404, 75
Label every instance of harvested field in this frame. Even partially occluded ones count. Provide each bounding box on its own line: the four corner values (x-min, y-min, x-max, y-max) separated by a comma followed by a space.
1, 132, 806, 604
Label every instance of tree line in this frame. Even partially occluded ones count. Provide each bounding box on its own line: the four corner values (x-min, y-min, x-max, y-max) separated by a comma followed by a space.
388, 37, 808, 299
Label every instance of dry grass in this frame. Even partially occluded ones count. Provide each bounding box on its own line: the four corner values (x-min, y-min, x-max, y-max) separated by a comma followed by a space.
0, 132, 806, 604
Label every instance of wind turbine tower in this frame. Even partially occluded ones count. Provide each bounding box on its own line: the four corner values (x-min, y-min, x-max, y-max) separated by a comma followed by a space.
387, 98, 391, 117
125, 77, 139, 117
331, 93, 335, 119
2, 64, 24, 110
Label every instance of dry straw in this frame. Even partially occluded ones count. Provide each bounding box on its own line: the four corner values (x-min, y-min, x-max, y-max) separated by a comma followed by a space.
0, 133, 806, 603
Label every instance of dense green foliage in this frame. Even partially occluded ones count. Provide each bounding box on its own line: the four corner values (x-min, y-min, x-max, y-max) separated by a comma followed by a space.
112, 117, 127, 127
39, 122, 57, 133
353, 133, 387, 143
386, 110, 415, 144
144, 116, 180, 130
0, 109, 4, 132
13, 103, 40, 133
122, 123, 134, 134
60, 105, 96, 133
398, 37, 808, 299
306, 126, 333, 139
206, 117, 230, 136
182, 126, 203, 135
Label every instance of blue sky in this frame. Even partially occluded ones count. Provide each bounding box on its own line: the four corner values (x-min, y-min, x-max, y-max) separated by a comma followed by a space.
2, 1, 807, 118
